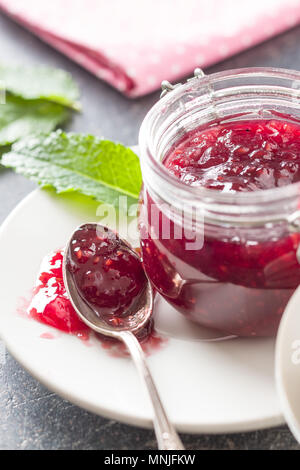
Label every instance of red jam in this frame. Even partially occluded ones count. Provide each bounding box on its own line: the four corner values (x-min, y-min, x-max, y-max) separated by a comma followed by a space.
66, 224, 146, 327
139, 119, 300, 337
28, 250, 90, 340
27, 250, 163, 355
164, 120, 300, 191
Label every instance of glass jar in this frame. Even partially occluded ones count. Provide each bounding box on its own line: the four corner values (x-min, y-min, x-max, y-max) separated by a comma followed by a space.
138, 67, 300, 337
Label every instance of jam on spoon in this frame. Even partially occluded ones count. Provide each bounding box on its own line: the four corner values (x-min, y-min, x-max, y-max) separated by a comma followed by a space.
63, 223, 184, 450
66, 224, 146, 327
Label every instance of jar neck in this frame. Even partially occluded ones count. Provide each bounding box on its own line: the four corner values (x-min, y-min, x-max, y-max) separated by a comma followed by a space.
139, 67, 300, 228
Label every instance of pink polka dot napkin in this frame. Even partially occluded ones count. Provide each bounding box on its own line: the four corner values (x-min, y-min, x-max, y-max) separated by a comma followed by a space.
0, 0, 300, 97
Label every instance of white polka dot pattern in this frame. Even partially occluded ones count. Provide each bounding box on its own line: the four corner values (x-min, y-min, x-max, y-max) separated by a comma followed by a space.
0, 0, 299, 97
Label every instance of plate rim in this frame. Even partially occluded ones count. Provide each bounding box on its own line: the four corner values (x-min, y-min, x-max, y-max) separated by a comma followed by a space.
275, 287, 300, 442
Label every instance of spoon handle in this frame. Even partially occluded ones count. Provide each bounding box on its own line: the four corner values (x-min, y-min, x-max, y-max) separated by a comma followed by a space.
120, 331, 184, 450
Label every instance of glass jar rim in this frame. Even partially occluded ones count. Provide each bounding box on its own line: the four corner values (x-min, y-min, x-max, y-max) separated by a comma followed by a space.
138, 66, 300, 222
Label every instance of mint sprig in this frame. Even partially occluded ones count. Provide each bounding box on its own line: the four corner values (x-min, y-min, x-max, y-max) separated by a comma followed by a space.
2, 131, 142, 207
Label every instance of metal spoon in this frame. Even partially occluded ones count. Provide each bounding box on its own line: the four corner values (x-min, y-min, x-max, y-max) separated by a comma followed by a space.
63, 223, 184, 450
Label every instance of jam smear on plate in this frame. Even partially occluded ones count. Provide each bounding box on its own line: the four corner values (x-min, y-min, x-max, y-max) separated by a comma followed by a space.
139, 119, 300, 337
27, 250, 164, 356
29, 251, 90, 340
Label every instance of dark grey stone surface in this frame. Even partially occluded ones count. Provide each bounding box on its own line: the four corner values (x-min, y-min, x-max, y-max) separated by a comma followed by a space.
0, 12, 300, 450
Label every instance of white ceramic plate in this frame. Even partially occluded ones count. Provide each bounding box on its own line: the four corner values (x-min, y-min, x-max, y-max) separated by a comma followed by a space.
0, 187, 285, 434
275, 287, 300, 442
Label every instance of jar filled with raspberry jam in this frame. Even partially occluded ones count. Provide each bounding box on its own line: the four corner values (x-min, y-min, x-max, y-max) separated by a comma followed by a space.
138, 68, 300, 337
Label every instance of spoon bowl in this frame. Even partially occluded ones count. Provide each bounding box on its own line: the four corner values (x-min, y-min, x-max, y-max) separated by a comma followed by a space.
63, 223, 153, 338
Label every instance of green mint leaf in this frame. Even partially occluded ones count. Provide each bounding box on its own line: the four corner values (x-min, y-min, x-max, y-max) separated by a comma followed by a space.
0, 64, 80, 110
2, 130, 142, 208
0, 95, 69, 146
